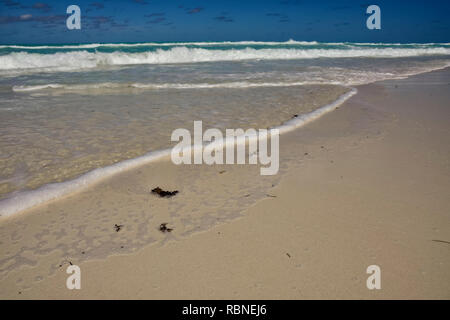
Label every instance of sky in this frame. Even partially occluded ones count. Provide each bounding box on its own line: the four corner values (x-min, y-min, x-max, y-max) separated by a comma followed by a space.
0, 0, 449, 44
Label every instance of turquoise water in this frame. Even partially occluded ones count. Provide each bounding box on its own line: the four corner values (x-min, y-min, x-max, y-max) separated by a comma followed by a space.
1, 40, 449, 55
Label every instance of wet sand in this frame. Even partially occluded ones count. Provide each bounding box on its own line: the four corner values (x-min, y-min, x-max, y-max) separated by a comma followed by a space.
1, 68, 449, 299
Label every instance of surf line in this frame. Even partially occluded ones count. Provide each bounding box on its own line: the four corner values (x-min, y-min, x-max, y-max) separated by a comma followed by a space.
0, 88, 357, 220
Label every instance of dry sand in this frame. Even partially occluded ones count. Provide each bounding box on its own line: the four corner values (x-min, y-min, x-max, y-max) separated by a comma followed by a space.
0, 68, 449, 299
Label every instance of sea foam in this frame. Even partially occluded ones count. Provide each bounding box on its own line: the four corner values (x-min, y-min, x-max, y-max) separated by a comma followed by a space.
0, 89, 356, 219
1, 46, 449, 72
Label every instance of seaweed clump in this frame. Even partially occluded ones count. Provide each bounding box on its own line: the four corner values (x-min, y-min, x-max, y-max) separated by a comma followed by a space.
159, 223, 173, 233
151, 187, 179, 198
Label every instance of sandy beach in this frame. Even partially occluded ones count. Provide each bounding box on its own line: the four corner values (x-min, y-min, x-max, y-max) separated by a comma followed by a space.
0, 67, 449, 299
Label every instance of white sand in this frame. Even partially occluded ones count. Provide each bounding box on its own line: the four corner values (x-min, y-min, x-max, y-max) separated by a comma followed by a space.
0, 68, 449, 299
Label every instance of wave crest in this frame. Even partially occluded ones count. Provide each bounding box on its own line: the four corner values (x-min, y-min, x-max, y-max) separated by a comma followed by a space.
1, 46, 449, 72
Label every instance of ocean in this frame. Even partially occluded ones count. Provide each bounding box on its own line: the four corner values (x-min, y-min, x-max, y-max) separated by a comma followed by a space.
1, 40, 449, 216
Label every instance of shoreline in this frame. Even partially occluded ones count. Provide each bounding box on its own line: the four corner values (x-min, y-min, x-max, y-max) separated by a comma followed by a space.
3, 58, 450, 220
1, 67, 449, 299
0, 88, 356, 219
3, 58, 449, 218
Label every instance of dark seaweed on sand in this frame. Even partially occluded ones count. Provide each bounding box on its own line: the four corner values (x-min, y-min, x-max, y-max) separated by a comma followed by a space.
151, 187, 179, 198
159, 223, 173, 233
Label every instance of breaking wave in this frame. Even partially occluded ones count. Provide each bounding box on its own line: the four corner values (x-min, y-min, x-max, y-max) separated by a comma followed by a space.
0, 39, 319, 50
1, 46, 449, 72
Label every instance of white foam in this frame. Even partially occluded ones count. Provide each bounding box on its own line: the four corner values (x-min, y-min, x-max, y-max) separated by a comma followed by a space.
1, 41, 448, 50
0, 40, 319, 50
0, 89, 357, 219
12, 61, 450, 92
12, 81, 341, 92
13, 83, 64, 91
1, 46, 449, 72
276, 88, 357, 134
0, 148, 172, 219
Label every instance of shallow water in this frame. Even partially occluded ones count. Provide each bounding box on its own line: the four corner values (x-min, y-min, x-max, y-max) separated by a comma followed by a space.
0, 41, 449, 201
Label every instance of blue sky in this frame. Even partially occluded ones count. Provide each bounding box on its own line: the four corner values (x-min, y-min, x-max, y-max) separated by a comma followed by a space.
0, 0, 449, 44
